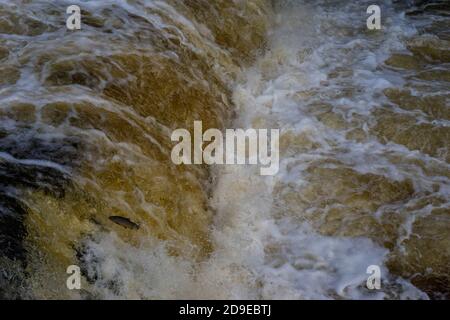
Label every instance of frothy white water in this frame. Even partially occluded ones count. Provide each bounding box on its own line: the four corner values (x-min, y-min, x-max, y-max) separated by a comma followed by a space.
197, 1, 428, 299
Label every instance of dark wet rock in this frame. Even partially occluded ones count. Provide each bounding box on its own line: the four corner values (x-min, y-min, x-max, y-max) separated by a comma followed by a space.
0, 193, 28, 299
0, 194, 27, 262
0, 152, 75, 299
405, 0, 450, 17
0, 161, 71, 199
0, 134, 82, 168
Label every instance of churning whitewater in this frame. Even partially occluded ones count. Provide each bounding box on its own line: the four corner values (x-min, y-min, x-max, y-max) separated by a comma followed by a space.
0, 0, 449, 299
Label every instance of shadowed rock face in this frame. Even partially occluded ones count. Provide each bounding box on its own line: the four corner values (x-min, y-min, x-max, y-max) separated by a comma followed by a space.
0, 148, 74, 297
0, 194, 27, 262
0, 147, 74, 260
0, 193, 27, 299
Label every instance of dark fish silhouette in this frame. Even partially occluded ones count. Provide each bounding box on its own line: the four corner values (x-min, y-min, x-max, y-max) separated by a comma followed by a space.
109, 216, 139, 230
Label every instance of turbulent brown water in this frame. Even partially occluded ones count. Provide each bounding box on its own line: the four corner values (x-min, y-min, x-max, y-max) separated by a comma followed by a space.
0, 0, 449, 299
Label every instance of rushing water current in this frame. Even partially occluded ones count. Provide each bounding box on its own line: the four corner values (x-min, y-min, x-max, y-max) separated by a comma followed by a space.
0, 0, 449, 299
